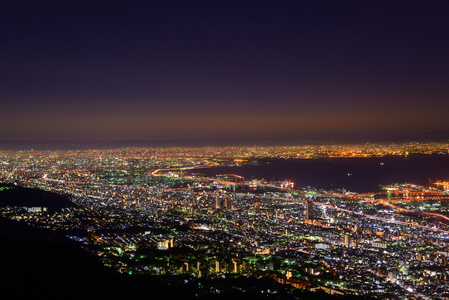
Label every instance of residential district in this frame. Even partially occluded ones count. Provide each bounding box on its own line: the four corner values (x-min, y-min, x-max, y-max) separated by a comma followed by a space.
1, 143, 449, 299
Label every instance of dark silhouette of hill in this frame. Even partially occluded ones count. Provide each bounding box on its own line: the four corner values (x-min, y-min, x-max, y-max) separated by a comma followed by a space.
0, 183, 76, 211
0, 217, 187, 300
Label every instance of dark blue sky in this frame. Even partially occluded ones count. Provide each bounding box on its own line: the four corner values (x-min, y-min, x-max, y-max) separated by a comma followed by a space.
1, 0, 449, 145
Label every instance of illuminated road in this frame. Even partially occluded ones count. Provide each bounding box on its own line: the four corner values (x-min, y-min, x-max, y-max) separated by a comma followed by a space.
149, 164, 449, 233
41, 173, 156, 191
150, 161, 220, 176
40, 163, 449, 234
262, 196, 449, 234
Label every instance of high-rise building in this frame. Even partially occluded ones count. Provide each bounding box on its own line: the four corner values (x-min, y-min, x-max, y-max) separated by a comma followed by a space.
344, 234, 350, 246
254, 201, 261, 214
225, 197, 231, 210
215, 197, 221, 209
242, 260, 249, 271
305, 200, 313, 220
233, 260, 239, 273
215, 260, 220, 273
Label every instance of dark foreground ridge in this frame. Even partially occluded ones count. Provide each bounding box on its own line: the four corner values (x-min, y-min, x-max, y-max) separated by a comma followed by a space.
0, 217, 187, 300
0, 216, 367, 300
0, 183, 76, 211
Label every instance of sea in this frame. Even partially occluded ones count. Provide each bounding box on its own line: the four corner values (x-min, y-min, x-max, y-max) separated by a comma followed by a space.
190, 154, 449, 193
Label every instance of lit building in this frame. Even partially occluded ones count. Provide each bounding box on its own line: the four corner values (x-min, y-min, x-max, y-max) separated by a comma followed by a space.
224, 197, 231, 210
215, 197, 221, 209
305, 200, 313, 220
344, 234, 350, 246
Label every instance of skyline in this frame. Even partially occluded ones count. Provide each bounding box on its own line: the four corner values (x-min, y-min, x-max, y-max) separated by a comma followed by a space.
2, 0, 449, 146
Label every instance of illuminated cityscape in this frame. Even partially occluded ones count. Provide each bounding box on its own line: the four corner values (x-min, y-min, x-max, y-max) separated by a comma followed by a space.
1, 143, 449, 298
2, 0, 449, 299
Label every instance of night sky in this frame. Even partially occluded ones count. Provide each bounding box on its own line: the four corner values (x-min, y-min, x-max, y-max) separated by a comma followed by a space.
1, 0, 449, 146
